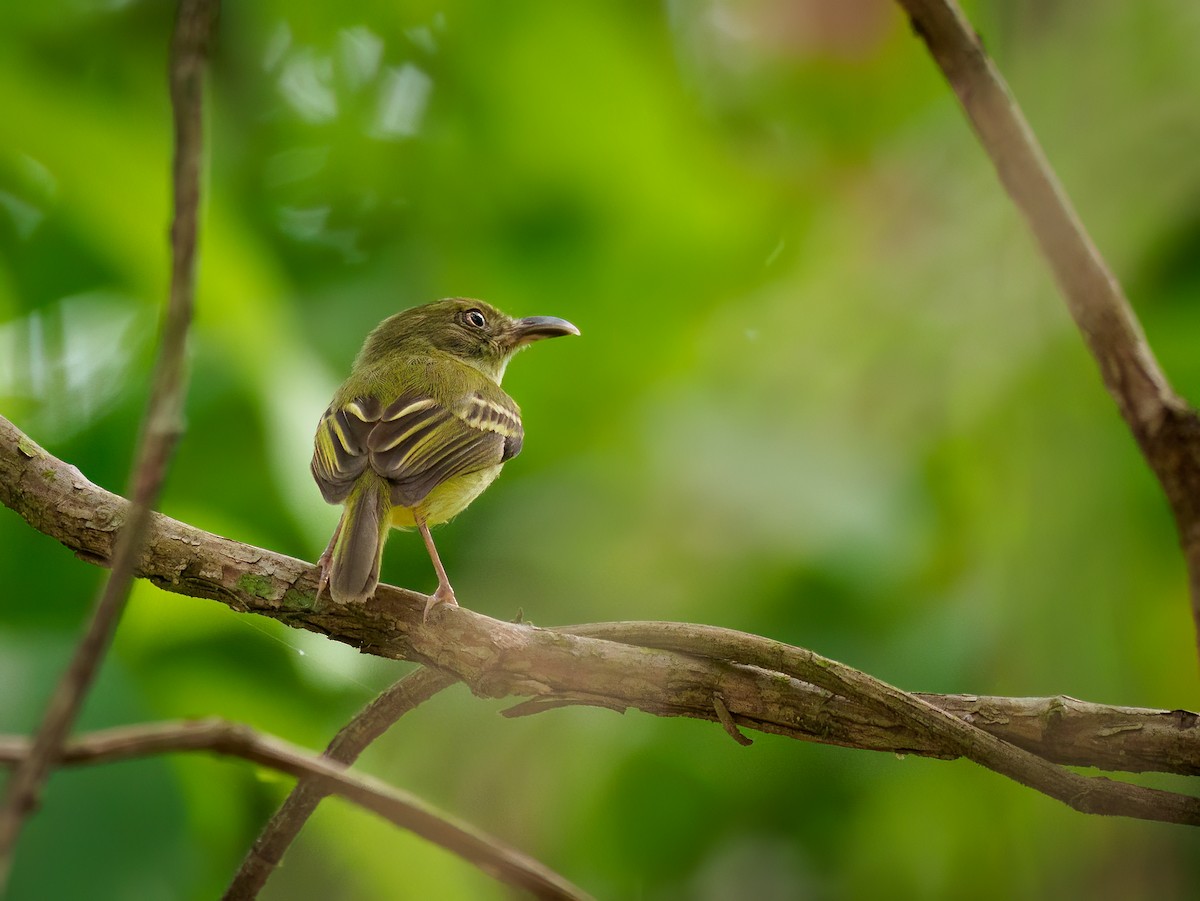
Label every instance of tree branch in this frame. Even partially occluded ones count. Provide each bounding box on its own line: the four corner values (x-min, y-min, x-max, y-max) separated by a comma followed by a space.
895, 0, 1200, 662
0, 0, 218, 878
565, 623, 1200, 823
2, 413, 1197, 827
0, 719, 589, 901
224, 666, 458, 901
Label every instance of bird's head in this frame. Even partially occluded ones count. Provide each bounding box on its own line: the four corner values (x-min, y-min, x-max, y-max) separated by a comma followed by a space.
360, 298, 580, 383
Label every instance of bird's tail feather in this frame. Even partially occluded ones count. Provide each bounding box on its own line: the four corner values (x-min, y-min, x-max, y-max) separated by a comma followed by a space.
329, 478, 391, 603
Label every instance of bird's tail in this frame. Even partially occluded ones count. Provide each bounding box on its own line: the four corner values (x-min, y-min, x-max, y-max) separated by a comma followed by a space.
328, 476, 391, 604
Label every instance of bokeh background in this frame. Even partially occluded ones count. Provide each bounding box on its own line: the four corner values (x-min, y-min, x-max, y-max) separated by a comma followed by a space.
2, 0, 1200, 898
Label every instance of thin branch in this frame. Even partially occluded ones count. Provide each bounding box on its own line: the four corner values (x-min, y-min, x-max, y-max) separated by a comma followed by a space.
0, 0, 218, 877
712, 694, 753, 747
224, 666, 459, 901
0, 719, 590, 901
2, 414, 1198, 826
895, 0, 1200, 661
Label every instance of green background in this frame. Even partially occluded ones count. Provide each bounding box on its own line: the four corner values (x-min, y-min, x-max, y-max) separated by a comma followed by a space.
2, 1, 1199, 898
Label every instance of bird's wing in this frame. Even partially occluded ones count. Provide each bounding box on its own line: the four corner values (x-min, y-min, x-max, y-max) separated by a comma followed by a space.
313, 388, 524, 510
369, 388, 524, 508
311, 396, 384, 504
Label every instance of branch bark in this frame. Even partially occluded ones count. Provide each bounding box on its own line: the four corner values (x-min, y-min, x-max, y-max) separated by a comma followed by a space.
0, 0, 218, 878
895, 0, 1200, 662
0, 719, 589, 901
2, 413, 1197, 826
565, 623, 1200, 823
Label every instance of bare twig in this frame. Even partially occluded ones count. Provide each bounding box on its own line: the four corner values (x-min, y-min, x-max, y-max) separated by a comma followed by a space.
895, 0, 1200, 661
712, 694, 753, 747
1, 414, 1197, 827
0, 0, 218, 878
224, 666, 458, 901
0, 719, 590, 901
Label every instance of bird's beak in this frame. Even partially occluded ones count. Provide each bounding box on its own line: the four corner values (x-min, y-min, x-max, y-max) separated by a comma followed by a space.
508, 315, 581, 348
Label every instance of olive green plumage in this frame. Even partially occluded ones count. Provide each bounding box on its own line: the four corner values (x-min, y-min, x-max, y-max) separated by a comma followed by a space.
311, 298, 579, 615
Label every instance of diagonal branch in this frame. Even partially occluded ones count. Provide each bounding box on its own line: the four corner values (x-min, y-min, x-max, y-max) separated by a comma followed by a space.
0, 719, 589, 901
1, 413, 1197, 826
0, 0, 219, 877
224, 666, 459, 901
895, 0, 1200, 661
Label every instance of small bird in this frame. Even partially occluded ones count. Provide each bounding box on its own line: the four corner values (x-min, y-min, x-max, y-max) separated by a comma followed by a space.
311, 298, 579, 618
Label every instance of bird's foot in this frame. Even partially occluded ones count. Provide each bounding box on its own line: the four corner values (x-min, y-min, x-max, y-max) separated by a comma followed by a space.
315, 549, 333, 600
422, 584, 458, 623
315, 517, 342, 602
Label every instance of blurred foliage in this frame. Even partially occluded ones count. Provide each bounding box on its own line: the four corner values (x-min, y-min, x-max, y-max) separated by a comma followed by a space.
2, 0, 1200, 898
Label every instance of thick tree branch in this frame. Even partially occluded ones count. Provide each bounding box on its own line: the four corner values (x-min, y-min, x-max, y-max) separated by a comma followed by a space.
2, 413, 1198, 825
0, 719, 589, 901
566, 623, 1200, 823
0, 0, 218, 877
896, 0, 1200, 660
224, 666, 458, 901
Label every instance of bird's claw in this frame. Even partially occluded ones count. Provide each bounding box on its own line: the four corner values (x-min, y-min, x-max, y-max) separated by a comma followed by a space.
422, 585, 459, 623
315, 553, 332, 601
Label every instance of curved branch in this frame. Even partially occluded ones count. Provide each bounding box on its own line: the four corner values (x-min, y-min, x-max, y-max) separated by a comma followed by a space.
225, 666, 459, 900
896, 0, 1200, 659
0, 719, 588, 901
566, 623, 1200, 823
3, 413, 1198, 822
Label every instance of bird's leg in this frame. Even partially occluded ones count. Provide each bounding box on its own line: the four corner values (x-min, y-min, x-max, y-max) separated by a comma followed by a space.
417, 515, 458, 621
316, 514, 344, 599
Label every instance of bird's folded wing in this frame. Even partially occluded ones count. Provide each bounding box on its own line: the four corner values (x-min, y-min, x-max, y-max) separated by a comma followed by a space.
311, 396, 383, 504
312, 389, 524, 510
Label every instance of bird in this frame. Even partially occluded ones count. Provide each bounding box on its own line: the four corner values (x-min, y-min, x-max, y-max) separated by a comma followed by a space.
311, 298, 579, 619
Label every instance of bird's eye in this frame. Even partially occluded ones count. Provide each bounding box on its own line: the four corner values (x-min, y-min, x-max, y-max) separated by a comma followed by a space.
460, 309, 487, 329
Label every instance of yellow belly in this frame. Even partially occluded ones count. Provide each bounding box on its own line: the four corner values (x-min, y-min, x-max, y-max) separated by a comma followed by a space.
389, 464, 503, 529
